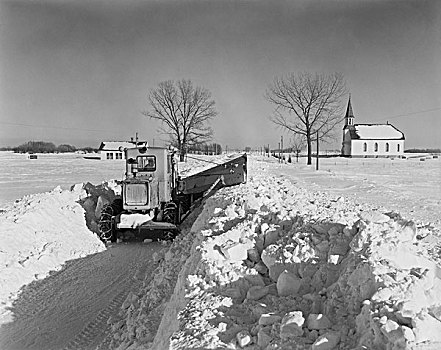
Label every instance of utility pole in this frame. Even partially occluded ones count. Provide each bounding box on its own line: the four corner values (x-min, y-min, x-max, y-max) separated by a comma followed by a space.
278, 142, 281, 162
281, 136, 284, 162
316, 131, 319, 171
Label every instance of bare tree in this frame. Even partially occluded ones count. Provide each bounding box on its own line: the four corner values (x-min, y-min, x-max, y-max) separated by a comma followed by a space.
266, 72, 347, 165
144, 79, 218, 161
290, 134, 306, 163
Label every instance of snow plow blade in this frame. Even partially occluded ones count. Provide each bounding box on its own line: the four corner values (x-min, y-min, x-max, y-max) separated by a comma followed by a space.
177, 153, 247, 195
136, 221, 179, 241
116, 216, 179, 241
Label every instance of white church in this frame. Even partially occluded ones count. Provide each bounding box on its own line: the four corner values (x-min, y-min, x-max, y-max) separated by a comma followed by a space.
341, 97, 405, 158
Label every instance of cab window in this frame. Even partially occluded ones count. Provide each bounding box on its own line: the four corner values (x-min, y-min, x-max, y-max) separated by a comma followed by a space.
137, 155, 156, 171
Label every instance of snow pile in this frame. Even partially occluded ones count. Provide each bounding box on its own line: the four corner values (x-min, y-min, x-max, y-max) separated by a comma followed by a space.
0, 181, 119, 324
114, 157, 441, 350
346, 214, 441, 348
78, 181, 122, 235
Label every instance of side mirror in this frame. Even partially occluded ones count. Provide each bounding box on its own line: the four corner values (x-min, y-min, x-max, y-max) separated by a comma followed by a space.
127, 158, 137, 164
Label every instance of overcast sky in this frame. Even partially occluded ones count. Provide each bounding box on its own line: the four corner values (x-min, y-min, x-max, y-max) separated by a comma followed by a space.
0, 0, 440, 149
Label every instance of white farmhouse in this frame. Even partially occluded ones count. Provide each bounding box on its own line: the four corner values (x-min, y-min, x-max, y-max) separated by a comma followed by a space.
341, 98, 405, 158
98, 141, 148, 160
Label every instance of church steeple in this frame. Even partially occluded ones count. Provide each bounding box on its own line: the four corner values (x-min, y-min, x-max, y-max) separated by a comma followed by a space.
344, 94, 354, 126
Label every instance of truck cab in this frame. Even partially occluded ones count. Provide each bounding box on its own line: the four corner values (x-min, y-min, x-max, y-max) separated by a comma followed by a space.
123, 146, 176, 214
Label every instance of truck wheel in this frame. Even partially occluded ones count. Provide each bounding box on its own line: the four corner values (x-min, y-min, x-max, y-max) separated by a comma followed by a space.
163, 202, 178, 224
98, 204, 114, 242
98, 199, 123, 242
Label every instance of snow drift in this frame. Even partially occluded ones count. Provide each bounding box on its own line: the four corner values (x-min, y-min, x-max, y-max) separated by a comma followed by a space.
0, 181, 120, 324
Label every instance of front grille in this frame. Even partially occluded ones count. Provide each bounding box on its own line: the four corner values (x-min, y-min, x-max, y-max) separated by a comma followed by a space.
124, 183, 149, 206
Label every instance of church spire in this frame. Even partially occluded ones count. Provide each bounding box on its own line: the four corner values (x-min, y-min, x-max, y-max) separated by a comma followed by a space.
345, 94, 354, 126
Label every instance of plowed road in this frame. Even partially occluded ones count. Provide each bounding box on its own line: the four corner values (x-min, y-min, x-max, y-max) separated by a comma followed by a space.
0, 242, 164, 350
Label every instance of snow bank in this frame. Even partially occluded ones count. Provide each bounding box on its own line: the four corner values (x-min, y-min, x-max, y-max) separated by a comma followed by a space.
0, 181, 120, 324
112, 157, 441, 350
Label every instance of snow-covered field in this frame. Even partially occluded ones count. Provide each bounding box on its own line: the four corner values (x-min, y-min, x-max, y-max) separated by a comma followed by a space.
263, 155, 441, 230
0, 151, 440, 349
0, 152, 125, 209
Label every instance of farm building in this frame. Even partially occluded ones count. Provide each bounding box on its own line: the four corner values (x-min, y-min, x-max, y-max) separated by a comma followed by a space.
98, 141, 148, 160
341, 97, 405, 158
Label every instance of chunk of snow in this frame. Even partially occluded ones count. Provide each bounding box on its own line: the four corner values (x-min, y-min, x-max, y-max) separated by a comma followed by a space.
118, 213, 153, 228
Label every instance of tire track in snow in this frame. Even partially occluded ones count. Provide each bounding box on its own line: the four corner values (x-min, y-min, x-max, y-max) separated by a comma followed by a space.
0, 241, 164, 350
63, 289, 128, 350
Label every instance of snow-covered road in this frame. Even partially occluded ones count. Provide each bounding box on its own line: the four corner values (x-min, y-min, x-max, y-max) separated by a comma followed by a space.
0, 242, 165, 350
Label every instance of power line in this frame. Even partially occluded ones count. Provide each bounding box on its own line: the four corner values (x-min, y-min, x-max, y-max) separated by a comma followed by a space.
370, 107, 441, 122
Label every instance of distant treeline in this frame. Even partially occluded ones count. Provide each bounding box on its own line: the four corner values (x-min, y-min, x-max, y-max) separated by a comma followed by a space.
187, 143, 223, 155
0, 141, 97, 153
404, 148, 441, 153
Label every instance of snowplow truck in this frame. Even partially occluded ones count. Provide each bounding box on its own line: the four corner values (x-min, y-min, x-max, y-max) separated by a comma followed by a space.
98, 146, 247, 242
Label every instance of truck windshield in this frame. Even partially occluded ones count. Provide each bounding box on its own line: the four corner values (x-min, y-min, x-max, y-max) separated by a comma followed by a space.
137, 155, 156, 171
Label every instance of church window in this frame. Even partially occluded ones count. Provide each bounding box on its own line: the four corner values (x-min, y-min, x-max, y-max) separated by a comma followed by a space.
374, 143, 378, 152
397, 144, 400, 152
363, 143, 367, 152
385, 143, 389, 152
